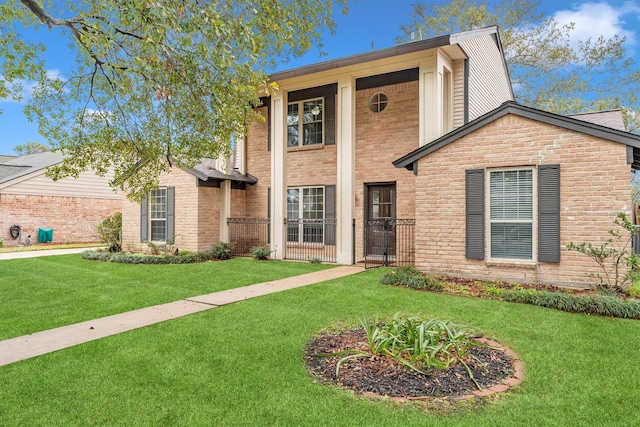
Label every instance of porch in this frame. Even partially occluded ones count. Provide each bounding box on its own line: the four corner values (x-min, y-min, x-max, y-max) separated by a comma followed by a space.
227, 217, 415, 268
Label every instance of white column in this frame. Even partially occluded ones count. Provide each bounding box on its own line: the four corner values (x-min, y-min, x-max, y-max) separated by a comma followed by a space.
219, 180, 231, 242
336, 75, 355, 265
270, 91, 287, 260
419, 56, 438, 146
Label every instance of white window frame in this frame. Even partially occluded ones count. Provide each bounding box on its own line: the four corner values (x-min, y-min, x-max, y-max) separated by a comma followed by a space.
487, 167, 537, 261
287, 97, 324, 148
287, 186, 324, 244
149, 188, 167, 242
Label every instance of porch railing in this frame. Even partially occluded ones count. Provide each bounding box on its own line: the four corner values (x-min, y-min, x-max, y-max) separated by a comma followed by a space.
227, 218, 270, 258
364, 218, 416, 269
283, 218, 337, 263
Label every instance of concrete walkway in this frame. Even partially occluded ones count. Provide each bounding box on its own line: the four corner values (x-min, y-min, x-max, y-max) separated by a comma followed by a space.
0, 253, 363, 366
0, 247, 98, 260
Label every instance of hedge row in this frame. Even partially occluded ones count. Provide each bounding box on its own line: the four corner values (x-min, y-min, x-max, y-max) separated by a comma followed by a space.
81, 251, 215, 264
380, 268, 640, 320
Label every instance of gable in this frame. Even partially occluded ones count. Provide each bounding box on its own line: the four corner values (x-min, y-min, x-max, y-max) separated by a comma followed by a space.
394, 102, 640, 171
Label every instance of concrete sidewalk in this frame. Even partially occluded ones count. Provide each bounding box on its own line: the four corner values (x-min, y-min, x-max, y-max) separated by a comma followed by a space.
0, 265, 363, 367
0, 247, 100, 260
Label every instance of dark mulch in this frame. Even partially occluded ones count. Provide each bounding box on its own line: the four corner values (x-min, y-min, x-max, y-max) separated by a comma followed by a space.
305, 328, 515, 399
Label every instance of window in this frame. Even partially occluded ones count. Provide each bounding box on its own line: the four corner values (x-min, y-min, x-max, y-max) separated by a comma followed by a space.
287, 187, 324, 243
287, 98, 323, 147
150, 188, 167, 241
489, 168, 534, 260
369, 92, 388, 113
465, 165, 559, 263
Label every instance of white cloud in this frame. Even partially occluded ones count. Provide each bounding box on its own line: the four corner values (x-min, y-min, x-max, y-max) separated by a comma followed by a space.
0, 69, 66, 104
552, 2, 639, 47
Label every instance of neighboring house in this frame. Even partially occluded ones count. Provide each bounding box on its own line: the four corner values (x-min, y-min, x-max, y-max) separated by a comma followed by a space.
0, 151, 122, 246
393, 101, 640, 286
123, 26, 514, 261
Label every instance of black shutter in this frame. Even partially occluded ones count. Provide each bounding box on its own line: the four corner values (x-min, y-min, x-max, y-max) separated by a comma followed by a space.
166, 187, 175, 241
538, 164, 560, 263
267, 187, 271, 244
325, 185, 336, 245
465, 169, 485, 259
140, 194, 148, 242
324, 94, 335, 146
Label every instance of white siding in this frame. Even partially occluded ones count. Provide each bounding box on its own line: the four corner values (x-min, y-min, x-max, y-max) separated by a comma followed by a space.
1, 169, 121, 199
459, 35, 513, 121
453, 59, 465, 129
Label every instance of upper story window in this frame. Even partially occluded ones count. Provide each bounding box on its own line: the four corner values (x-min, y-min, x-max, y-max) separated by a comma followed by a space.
369, 93, 388, 113
150, 188, 167, 241
489, 168, 534, 260
287, 98, 323, 148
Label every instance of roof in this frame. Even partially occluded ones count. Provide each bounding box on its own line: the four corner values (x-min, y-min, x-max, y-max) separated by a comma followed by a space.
270, 26, 504, 81
0, 151, 63, 185
186, 158, 258, 186
393, 101, 640, 171
568, 110, 626, 131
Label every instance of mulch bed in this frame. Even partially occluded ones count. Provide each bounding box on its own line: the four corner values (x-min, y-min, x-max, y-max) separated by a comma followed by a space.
305, 327, 521, 401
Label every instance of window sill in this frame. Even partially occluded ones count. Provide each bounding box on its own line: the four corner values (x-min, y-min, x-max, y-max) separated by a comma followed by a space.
287, 144, 324, 152
486, 259, 537, 269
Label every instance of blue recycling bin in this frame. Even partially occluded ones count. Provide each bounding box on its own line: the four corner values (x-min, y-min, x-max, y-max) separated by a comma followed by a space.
38, 228, 53, 243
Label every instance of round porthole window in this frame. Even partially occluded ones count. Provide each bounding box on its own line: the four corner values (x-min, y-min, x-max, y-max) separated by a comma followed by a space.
369, 92, 388, 113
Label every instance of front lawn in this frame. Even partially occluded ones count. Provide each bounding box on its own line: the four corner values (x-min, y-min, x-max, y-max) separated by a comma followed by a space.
0, 255, 334, 340
1, 266, 639, 425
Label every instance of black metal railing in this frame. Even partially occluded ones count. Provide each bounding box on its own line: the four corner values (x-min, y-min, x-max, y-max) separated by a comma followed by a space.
364, 218, 415, 269
283, 218, 337, 263
227, 218, 270, 258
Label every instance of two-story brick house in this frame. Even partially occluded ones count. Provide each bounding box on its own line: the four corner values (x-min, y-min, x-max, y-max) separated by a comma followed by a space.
121, 26, 640, 286
122, 26, 513, 260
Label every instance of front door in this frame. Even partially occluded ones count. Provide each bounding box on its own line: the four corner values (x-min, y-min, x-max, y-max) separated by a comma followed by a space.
366, 184, 396, 257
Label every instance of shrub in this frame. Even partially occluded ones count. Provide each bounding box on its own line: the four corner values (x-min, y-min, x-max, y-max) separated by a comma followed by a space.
0, 237, 3, 248
567, 212, 640, 291
251, 245, 272, 260
211, 242, 233, 260
81, 250, 213, 264
97, 212, 122, 252
379, 266, 443, 292
318, 314, 482, 387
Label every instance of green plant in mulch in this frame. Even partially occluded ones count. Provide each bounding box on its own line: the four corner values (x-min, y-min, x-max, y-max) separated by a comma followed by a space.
250, 245, 272, 260
379, 265, 444, 292
211, 242, 233, 260
381, 266, 640, 320
317, 313, 483, 388
567, 212, 640, 292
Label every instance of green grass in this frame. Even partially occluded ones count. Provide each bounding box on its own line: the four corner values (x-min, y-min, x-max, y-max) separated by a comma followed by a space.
1, 264, 639, 425
0, 255, 334, 339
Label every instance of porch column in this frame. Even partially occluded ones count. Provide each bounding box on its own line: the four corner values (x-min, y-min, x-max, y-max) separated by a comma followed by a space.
270, 91, 287, 260
336, 75, 355, 265
419, 56, 438, 146
219, 179, 231, 242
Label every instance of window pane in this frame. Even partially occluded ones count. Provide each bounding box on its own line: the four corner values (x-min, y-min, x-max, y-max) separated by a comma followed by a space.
303, 122, 322, 145
303, 99, 322, 122
490, 170, 532, 220
287, 104, 299, 147
491, 223, 532, 259
149, 188, 167, 241
287, 189, 299, 219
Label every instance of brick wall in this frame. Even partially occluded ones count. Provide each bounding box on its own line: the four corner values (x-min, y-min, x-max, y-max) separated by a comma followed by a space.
414, 114, 632, 286
245, 106, 271, 218
122, 167, 223, 253
354, 81, 419, 260
0, 194, 121, 246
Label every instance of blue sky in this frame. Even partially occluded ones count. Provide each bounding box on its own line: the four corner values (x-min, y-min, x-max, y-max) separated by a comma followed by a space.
1, 0, 639, 154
